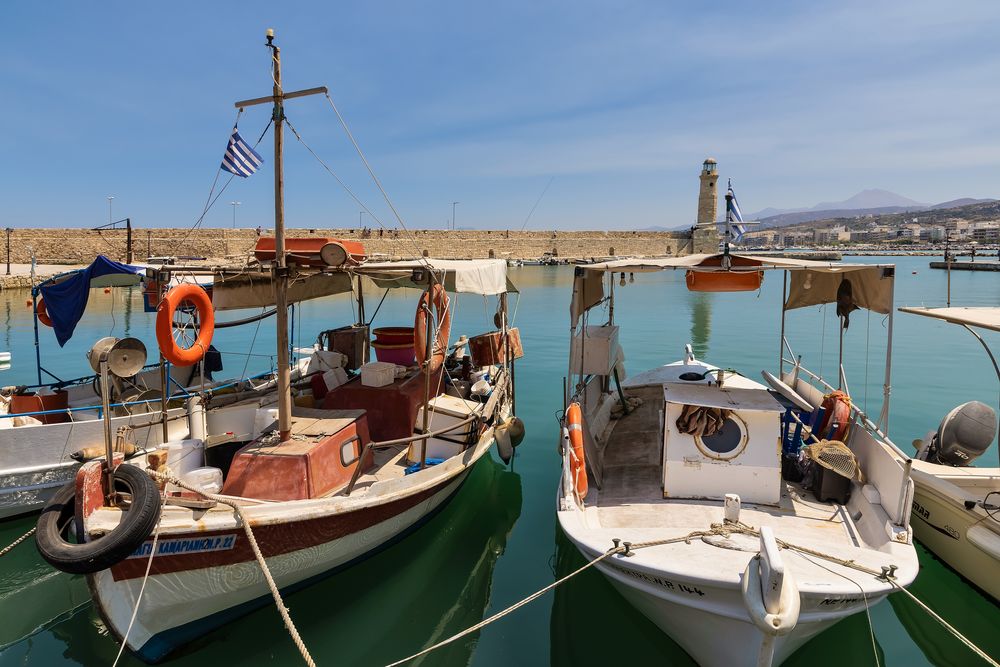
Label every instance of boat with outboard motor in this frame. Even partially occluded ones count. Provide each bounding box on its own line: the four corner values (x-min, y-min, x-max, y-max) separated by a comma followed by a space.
896, 306, 1000, 601
557, 251, 918, 666
34, 31, 525, 663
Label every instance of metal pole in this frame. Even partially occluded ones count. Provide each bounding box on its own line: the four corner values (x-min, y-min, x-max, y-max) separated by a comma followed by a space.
100, 357, 116, 499
268, 31, 293, 442
231, 201, 241, 229
946, 237, 952, 307
451, 201, 459, 231
107, 196, 114, 225
146, 230, 152, 258
879, 271, 895, 434
126, 218, 133, 263
419, 272, 435, 469
4, 228, 10, 275
779, 271, 788, 375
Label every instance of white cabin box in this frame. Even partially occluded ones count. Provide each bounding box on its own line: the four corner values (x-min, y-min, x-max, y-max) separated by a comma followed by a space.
570, 325, 619, 376
408, 395, 481, 463
661, 382, 783, 505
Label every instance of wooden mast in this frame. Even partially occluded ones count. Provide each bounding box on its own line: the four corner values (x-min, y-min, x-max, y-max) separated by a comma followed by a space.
234, 30, 327, 441
268, 30, 292, 441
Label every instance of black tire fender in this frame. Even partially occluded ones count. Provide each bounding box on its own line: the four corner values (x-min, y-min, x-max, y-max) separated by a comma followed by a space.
35, 463, 161, 575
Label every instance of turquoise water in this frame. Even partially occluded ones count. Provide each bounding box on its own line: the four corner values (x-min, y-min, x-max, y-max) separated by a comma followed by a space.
1, 256, 998, 665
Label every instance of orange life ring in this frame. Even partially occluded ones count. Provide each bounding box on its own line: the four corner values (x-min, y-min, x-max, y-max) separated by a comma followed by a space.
566, 402, 588, 500
36, 297, 53, 327
816, 390, 852, 442
155, 284, 215, 367
413, 284, 451, 374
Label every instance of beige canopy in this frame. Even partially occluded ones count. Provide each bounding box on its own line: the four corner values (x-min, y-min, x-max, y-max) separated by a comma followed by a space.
898, 306, 1000, 333
212, 258, 515, 311
572, 253, 894, 326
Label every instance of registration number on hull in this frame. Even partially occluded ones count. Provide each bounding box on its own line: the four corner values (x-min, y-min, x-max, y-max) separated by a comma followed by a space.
127, 534, 238, 559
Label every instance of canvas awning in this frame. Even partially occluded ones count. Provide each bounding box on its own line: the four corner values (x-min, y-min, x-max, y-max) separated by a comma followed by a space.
38, 255, 146, 346
898, 306, 1000, 333
211, 258, 515, 311
571, 253, 895, 326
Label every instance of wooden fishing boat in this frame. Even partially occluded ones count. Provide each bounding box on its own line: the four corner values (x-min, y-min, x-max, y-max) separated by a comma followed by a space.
557, 251, 919, 666
34, 32, 524, 663
896, 306, 1000, 601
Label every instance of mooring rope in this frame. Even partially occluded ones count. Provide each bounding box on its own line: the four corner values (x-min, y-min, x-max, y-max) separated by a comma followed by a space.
884, 576, 999, 667
146, 469, 316, 667
0, 527, 36, 557
383, 544, 625, 667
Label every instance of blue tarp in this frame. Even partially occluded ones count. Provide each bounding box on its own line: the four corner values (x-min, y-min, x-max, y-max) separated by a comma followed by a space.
38, 255, 145, 346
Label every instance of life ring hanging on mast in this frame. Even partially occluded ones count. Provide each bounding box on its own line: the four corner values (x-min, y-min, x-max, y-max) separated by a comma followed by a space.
36, 297, 54, 327
414, 283, 452, 374
155, 284, 215, 367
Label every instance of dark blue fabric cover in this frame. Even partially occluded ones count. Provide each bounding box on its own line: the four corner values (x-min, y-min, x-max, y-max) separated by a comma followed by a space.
39, 255, 145, 346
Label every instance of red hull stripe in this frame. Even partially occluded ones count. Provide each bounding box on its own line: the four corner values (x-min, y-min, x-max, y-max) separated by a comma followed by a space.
110, 479, 450, 581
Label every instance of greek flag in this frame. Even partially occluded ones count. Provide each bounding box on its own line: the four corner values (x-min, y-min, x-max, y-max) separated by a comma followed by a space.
727, 182, 747, 241
221, 129, 264, 178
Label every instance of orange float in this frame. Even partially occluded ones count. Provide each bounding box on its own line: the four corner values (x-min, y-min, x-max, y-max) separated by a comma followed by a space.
155, 284, 215, 367
565, 402, 588, 500
816, 390, 852, 442
36, 297, 54, 327
413, 284, 451, 374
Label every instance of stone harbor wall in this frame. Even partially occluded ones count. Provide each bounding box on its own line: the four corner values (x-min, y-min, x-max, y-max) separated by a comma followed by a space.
1, 226, 715, 266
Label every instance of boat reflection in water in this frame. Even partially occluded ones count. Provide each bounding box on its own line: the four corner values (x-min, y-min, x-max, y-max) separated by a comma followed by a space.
1, 455, 522, 666
889, 544, 1000, 665
549, 526, 694, 666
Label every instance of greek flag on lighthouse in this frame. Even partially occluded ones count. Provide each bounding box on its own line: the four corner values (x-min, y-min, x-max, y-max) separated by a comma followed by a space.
220, 128, 264, 178
727, 181, 747, 242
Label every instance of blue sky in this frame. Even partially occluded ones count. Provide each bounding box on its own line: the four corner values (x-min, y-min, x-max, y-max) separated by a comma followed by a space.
4, 2, 1000, 230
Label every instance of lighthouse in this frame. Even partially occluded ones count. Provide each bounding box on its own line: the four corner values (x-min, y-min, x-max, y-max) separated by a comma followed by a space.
693, 158, 721, 253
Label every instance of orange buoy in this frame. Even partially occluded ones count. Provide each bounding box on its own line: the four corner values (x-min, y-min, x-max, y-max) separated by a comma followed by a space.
413, 284, 452, 374
36, 297, 54, 327
155, 284, 215, 367
817, 390, 852, 441
103, 288, 111, 294
565, 402, 588, 500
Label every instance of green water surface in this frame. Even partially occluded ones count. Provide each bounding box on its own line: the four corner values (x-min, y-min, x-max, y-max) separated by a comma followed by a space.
1, 256, 998, 666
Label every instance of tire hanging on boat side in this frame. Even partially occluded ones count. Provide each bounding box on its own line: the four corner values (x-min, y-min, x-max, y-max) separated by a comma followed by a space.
35, 464, 161, 575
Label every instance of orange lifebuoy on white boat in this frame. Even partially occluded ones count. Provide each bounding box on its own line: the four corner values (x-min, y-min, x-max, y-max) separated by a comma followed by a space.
36, 297, 53, 327
413, 283, 451, 374
155, 284, 215, 367
817, 390, 852, 441
566, 402, 588, 500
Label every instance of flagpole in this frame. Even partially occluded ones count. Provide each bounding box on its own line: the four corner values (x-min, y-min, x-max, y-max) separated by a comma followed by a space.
268, 29, 293, 442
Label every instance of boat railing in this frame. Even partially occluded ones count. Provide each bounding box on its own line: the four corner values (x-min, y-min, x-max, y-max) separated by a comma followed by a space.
779, 356, 903, 452
0, 369, 276, 421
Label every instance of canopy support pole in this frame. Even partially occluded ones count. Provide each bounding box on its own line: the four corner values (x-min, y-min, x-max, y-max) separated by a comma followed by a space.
418, 271, 436, 470
779, 272, 787, 376
878, 278, 895, 435
31, 289, 42, 386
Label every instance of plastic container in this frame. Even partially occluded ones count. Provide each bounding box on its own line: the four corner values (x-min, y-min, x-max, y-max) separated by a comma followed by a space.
372, 341, 416, 366
163, 439, 205, 477
372, 327, 415, 346
181, 466, 223, 495
361, 361, 397, 388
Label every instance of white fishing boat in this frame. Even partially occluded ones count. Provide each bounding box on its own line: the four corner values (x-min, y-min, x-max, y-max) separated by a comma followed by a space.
557, 249, 919, 666
897, 306, 1000, 601
0, 256, 297, 520
34, 31, 525, 663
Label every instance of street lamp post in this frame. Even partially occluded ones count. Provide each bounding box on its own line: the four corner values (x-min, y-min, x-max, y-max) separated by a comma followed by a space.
107, 196, 114, 225
231, 201, 241, 228
4, 228, 12, 276
451, 201, 459, 231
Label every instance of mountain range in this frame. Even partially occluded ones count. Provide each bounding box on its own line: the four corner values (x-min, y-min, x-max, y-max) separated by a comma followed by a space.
746, 189, 996, 228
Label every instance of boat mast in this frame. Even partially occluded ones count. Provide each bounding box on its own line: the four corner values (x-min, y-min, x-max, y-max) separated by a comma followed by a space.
268, 31, 293, 440
235, 30, 327, 441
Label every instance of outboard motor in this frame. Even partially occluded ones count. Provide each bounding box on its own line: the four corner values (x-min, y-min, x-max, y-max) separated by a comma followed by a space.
926, 401, 997, 466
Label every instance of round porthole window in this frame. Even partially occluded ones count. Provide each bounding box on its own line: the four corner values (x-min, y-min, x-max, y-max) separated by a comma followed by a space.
694, 414, 748, 460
